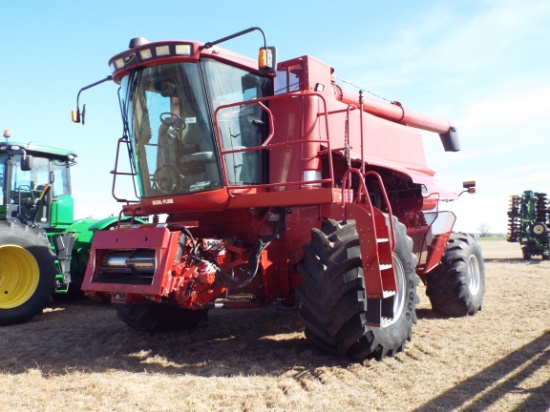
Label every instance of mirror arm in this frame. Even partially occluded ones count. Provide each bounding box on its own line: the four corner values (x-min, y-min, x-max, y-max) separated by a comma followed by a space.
73, 75, 113, 124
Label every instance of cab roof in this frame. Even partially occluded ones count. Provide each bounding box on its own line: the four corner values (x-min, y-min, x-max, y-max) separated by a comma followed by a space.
0, 141, 77, 160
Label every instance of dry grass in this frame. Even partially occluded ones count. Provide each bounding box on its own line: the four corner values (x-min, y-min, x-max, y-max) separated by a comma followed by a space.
0, 240, 548, 411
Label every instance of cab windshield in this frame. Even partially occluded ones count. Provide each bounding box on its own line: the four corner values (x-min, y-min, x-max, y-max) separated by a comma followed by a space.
122, 63, 219, 197
3, 154, 71, 223
121, 60, 271, 198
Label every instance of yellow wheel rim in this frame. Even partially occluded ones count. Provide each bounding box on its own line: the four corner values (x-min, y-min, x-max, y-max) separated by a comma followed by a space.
0, 245, 40, 309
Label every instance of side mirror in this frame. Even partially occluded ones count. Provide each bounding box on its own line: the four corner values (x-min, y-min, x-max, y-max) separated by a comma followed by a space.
72, 75, 112, 126
21, 155, 33, 171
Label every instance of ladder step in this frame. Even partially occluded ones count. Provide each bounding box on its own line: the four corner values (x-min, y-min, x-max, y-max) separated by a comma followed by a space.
383, 290, 396, 298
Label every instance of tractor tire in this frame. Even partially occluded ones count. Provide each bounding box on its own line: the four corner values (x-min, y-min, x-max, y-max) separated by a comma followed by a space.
297, 216, 418, 362
426, 233, 485, 317
531, 222, 548, 237
0, 222, 57, 325
112, 301, 208, 333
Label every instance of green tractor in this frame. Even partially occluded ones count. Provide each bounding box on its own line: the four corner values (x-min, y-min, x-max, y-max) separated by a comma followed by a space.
0, 130, 124, 325
507, 190, 550, 260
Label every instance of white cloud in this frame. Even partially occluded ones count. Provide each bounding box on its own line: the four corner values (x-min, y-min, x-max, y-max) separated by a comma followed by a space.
328, 0, 550, 113
457, 86, 550, 132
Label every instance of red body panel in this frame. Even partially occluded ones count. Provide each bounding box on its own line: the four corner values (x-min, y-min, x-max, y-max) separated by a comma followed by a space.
82, 226, 180, 297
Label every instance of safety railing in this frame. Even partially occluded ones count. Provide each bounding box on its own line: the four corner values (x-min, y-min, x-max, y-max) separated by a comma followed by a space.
213, 92, 337, 193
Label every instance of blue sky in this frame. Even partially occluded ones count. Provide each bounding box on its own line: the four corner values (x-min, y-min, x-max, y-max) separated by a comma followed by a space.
1, 0, 549, 233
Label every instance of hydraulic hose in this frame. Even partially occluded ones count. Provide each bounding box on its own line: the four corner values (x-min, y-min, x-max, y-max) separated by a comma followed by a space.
213, 211, 286, 289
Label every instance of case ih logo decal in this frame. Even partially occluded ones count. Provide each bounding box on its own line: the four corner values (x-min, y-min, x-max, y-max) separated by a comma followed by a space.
124, 53, 136, 66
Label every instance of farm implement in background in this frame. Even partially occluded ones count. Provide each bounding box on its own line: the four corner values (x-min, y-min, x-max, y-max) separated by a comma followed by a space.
507, 190, 550, 260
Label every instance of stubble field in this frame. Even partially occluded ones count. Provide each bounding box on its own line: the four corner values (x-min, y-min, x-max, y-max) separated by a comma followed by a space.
0, 240, 548, 411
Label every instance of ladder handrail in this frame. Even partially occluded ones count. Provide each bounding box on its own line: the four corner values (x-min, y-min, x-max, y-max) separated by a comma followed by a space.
340, 168, 396, 251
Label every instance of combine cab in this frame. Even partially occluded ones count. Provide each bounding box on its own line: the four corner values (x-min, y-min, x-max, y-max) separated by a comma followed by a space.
507, 190, 550, 259
0, 130, 123, 325
73, 28, 485, 361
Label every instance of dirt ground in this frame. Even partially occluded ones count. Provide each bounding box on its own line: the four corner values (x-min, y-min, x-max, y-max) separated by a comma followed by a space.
0, 239, 548, 412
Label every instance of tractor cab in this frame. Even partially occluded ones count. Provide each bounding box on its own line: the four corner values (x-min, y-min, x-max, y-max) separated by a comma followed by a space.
119, 53, 272, 200
73, 28, 276, 212
0, 135, 76, 229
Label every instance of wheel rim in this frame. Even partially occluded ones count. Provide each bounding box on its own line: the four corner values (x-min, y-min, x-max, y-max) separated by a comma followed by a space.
533, 224, 544, 235
386, 253, 406, 327
0, 245, 40, 309
466, 254, 481, 295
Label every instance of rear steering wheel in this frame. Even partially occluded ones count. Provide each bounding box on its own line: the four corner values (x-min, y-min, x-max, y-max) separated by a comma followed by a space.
159, 112, 186, 132
15, 185, 36, 223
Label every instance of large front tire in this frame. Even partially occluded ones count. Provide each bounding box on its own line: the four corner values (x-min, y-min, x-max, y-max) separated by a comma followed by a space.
426, 233, 485, 316
297, 217, 418, 361
0, 222, 57, 325
112, 301, 208, 333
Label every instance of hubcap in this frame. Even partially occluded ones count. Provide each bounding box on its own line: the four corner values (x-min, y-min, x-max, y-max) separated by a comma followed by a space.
387, 254, 406, 326
467, 254, 481, 295
533, 224, 545, 235
0, 245, 40, 309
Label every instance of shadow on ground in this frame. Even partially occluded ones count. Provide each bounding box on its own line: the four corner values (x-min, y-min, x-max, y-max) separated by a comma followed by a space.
413, 331, 550, 412
483, 257, 546, 264
0, 299, 351, 377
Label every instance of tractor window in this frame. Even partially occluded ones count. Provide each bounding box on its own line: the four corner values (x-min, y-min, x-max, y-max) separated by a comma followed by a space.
9, 156, 51, 223
202, 59, 271, 185
122, 63, 221, 197
11, 156, 50, 196
0, 156, 5, 205
52, 160, 70, 197
274, 62, 302, 94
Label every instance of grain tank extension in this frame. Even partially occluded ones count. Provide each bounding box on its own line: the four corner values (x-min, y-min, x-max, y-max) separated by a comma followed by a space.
73, 27, 485, 361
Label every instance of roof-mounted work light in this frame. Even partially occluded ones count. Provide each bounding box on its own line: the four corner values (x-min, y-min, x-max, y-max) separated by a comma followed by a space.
108, 41, 195, 75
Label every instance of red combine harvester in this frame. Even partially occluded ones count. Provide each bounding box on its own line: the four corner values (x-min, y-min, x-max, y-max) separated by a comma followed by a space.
73, 28, 485, 361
